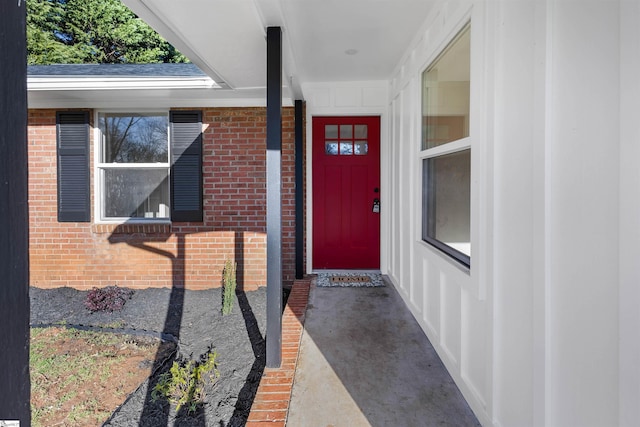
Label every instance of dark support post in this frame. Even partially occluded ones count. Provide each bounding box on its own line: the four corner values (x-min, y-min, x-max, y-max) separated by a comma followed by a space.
0, 0, 31, 424
294, 100, 304, 279
266, 26, 283, 368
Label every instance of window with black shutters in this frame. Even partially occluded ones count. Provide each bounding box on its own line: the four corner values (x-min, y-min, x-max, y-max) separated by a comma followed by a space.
98, 110, 203, 222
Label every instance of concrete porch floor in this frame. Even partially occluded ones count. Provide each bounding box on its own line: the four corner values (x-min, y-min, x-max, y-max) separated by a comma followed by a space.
286, 277, 481, 426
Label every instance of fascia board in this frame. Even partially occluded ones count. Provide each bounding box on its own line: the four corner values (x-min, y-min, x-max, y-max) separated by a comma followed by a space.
27, 77, 220, 91
26, 87, 295, 109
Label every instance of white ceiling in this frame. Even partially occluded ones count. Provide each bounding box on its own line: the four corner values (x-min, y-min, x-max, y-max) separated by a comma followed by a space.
122, 0, 436, 100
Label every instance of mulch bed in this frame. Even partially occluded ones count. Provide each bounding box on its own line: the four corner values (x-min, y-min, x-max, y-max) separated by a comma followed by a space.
30, 286, 268, 426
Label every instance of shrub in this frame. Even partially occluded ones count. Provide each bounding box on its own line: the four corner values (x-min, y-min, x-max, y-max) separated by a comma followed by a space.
151, 352, 219, 413
222, 259, 237, 315
84, 286, 134, 313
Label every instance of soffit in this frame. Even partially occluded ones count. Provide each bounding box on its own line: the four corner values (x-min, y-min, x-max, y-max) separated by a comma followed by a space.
122, 0, 436, 99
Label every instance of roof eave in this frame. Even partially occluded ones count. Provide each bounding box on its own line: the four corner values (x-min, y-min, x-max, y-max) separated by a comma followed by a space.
27, 76, 221, 91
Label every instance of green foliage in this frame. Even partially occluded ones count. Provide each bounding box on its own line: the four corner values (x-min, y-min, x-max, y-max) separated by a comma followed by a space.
222, 259, 237, 315
27, 0, 189, 64
151, 353, 219, 413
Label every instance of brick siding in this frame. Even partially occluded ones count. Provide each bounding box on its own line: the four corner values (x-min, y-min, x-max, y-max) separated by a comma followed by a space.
28, 107, 301, 291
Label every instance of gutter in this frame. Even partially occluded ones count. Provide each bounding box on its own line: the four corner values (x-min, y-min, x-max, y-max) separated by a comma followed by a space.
28, 76, 220, 91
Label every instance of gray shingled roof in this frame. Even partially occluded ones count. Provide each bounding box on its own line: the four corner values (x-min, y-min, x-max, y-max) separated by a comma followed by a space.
27, 63, 208, 78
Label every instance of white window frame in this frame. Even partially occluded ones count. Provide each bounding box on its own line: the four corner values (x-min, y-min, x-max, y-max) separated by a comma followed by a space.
94, 110, 171, 223
419, 23, 472, 268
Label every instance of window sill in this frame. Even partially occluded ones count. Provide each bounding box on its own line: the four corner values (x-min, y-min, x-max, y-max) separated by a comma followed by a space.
417, 239, 471, 275
91, 222, 172, 235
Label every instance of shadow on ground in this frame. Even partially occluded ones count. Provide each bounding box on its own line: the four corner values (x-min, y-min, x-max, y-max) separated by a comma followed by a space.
287, 276, 482, 427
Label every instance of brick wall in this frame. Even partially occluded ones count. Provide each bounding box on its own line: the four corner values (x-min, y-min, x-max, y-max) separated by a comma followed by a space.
28, 107, 300, 291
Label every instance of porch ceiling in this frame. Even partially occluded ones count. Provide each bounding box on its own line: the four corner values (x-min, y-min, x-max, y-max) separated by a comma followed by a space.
122, 0, 436, 100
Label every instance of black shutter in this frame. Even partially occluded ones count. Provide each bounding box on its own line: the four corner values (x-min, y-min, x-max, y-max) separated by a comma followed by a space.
170, 111, 203, 222
56, 111, 90, 222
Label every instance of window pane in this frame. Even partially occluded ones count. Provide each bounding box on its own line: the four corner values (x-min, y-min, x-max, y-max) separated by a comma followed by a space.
340, 142, 353, 155
103, 168, 169, 218
325, 125, 338, 139
340, 125, 352, 139
354, 125, 368, 139
354, 141, 368, 155
422, 150, 471, 262
422, 25, 470, 150
325, 141, 338, 155
100, 113, 168, 163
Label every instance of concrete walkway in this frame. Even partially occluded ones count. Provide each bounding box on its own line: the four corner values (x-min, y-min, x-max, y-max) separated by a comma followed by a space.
287, 277, 481, 427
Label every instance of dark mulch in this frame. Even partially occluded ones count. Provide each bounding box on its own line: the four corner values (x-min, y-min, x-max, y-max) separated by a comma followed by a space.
30, 285, 268, 427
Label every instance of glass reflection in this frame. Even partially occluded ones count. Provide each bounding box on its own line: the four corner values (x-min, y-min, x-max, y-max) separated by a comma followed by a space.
354, 142, 368, 155
422, 25, 470, 150
100, 113, 168, 163
340, 142, 353, 155
325, 141, 338, 155
103, 168, 169, 218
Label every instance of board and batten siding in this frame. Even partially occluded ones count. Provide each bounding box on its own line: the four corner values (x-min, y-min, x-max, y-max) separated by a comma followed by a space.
386, 0, 635, 426
305, 1, 636, 425
387, 1, 491, 425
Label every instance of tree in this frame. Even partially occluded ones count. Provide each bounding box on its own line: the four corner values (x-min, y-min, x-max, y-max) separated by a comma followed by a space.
27, 0, 188, 64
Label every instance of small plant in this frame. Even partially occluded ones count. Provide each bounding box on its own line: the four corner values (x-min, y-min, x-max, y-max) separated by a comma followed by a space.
151, 352, 219, 413
222, 259, 237, 315
84, 285, 134, 313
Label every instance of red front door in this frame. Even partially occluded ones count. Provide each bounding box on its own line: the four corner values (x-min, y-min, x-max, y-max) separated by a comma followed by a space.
312, 116, 380, 269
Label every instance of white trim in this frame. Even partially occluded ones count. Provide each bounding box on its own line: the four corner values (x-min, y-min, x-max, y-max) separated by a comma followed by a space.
420, 137, 472, 159
303, 80, 389, 274
305, 110, 388, 274
28, 76, 220, 91
27, 90, 294, 110
93, 110, 171, 223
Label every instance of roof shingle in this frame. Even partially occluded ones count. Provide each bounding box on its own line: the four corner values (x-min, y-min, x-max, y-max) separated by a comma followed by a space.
27, 63, 207, 78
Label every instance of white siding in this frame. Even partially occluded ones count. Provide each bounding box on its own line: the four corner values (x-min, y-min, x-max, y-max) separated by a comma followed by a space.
619, 2, 640, 426
304, 1, 639, 425
388, 1, 492, 423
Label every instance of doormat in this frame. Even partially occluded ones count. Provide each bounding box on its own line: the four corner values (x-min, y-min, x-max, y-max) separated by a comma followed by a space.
316, 272, 385, 288
331, 275, 370, 283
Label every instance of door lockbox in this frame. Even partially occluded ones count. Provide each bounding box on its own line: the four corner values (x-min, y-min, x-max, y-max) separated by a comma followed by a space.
372, 198, 380, 214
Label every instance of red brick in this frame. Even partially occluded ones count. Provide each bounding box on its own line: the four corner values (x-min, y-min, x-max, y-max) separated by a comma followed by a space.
245, 422, 285, 427
247, 410, 287, 422
27, 107, 303, 290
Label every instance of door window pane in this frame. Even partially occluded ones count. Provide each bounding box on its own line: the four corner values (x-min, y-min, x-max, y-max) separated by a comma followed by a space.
354, 125, 368, 138
324, 123, 370, 156
340, 125, 353, 139
340, 142, 353, 155
354, 141, 368, 155
325, 141, 339, 155
325, 125, 338, 139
